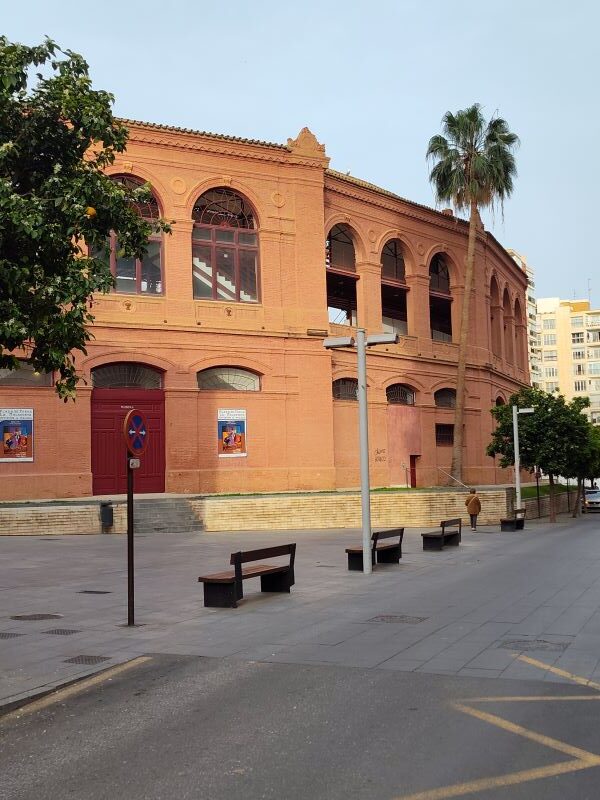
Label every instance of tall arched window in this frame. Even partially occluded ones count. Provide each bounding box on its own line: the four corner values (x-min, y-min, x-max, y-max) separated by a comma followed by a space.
514, 298, 526, 370
326, 224, 358, 326
429, 254, 452, 342
434, 388, 456, 408
107, 175, 163, 295
503, 288, 514, 364
197, 367, 260, 391
192, 188, 259, 303
490, 276, 502, 358
381, 239, 408, 336
91, 363, 162, 389
386, 383, 415, 405
332, 378, 358, 400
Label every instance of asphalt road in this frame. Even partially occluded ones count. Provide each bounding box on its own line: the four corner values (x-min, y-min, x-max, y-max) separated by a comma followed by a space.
3, 654, 600, 800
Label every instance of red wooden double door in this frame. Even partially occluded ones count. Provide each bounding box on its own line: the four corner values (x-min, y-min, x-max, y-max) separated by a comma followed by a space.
91, 389, 165, 495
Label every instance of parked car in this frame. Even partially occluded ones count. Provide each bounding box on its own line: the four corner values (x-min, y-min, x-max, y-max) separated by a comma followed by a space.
582, 490, 600, 513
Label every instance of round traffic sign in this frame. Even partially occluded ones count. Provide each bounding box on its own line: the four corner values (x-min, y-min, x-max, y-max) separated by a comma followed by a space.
123, 409, 149, 457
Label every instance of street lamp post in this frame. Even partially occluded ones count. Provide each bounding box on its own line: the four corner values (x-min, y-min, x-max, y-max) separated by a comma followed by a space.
513, 405, 534, 510
324, 329, 398, 574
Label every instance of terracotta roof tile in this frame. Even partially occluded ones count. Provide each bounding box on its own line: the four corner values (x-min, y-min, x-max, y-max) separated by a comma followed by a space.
119, 118, 289, 150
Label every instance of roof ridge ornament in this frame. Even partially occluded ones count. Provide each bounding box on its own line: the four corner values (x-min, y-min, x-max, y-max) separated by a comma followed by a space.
287, 127, 329, 164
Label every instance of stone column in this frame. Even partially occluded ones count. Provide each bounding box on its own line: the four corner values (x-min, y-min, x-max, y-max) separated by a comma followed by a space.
355, 260, 382, 333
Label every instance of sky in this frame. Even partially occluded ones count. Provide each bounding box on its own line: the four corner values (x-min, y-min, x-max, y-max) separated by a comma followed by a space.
3, 0, 599, 304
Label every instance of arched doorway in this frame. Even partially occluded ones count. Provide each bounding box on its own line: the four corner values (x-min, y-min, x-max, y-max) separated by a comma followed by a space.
91, 363, 165, 495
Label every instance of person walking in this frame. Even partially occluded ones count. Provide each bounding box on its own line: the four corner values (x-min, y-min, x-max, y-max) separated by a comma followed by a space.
465, 488, 481, 531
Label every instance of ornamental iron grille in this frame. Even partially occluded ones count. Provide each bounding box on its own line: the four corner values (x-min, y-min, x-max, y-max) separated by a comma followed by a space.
91, 363, 162, 390
434, 388, 456, 408
386, 384, 415, 405
197, 367, 260, 391
332, 378, 358, 401
192, 188, 259, 303
104, 175, 163, 295
326, 225, 356, 272
429, 254, 450, 293
435, 424, 454, 446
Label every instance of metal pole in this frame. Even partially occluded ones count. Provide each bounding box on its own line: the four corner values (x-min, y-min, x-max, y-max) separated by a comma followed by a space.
513, 405, 522, 510
535, 470, 541, 518
126, 452, 135, 626
356, 328, 372, 575
566, 478, 570, 512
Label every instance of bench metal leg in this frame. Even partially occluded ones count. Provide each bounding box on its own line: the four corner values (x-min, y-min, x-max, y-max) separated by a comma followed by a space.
347, 551, 365, 571
203, 582, 239, 609
261, 569, 294, 593
501, 520, 517, 532
423, 538, 443, 551
515, 519, 525, 530
376, 547, 400, 564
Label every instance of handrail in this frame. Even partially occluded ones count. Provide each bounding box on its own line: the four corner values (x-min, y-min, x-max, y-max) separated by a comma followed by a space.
437, 467, 469, 489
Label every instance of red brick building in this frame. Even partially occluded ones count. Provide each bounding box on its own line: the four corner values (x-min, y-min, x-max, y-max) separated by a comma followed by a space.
0, 122, 528, 500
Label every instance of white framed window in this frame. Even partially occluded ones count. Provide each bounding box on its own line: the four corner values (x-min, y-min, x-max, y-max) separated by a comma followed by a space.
573, 349, 585, 360
544, 367, 558, 378
197, 367, 260, 391
574, 380, 588, 392
546, 382, 559, 392
571, 316, 583, 328
542, 318, 556, 330
543, 334, 557, 346
543, 350, 557, 362
572, 332, 584, 344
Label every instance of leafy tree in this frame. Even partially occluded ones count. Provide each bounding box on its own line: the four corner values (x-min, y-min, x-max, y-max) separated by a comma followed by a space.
564, 423, 600, 517
487, 387, 592, 522
0, 37, 170, 398
427, 104, 519, 482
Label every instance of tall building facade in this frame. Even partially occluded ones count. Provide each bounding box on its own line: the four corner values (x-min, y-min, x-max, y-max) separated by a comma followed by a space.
0, 121, 529, 500
507, 250, 541, 387
536, 298, 600, 425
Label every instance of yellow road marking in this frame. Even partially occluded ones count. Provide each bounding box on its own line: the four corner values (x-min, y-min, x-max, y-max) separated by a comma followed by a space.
0, 656, 151, 725
516, 654, 600, 690
392, 760, 594, 800
452, 701, 600, 762
467, 694, 600, 703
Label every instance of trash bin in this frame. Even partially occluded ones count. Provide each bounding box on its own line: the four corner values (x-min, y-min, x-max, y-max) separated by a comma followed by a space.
100, 501, 114, 528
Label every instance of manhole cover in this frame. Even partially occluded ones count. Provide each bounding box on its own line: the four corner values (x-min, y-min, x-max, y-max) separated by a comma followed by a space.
44, 629, 81, 636
369, 614, 428, 624
78, 590, 112, 595
498, 639, 569, 653
10, 614, 63, 621
64, 655, 111, 665
315, 565, 337, 568
0, 632, 24, 639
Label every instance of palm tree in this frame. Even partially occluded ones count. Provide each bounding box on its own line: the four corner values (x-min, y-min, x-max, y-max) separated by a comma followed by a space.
427, 104, 519, 483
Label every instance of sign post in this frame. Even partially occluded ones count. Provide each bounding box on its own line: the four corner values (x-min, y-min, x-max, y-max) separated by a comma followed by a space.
122, 410, 149, 627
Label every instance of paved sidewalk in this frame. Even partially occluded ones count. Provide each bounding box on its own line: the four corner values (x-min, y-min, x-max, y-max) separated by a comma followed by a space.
2, 515, 600, 709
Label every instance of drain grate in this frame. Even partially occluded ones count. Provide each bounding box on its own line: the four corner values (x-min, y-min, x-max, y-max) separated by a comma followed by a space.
43, 629, 81, 636
78, 590, 112, 595
64, 655, 111, 665
10, 613, 63, 621
0, 632, 24, 639
498, 639, 569, 653
369, 614, 428, 624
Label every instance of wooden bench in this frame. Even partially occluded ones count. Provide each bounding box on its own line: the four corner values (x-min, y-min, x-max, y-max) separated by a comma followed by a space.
345, 528, 404, 571
198, 544, 296, 608
421, 518, 462, 551
500, 508, 526, 531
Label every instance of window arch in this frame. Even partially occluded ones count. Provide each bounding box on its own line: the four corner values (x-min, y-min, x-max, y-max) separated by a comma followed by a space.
106, 175, 163, 295
0, 360, 53, 387
386, 383, 415, 405
434, 388, 456, 408
381, 239, 408, 336
91, 363, 162, 389
326, 224, 358, 326
332, 378, 358, 401
429, 254, 452, 342
495, 396, 506, 406
197, 367, 260, 391
192, 188, 259, 303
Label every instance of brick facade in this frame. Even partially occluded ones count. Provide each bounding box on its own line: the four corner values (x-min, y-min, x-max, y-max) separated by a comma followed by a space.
0, 122, 529, 500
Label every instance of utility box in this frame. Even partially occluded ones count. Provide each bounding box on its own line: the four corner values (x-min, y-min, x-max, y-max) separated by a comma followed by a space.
100, 501, 114, 529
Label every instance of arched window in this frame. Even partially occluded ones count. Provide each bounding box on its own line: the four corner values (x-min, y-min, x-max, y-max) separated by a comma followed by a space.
503, 289, 514, 364
332, 378, 358, 401
91, 363, 162, 389
106, 175, 163, 295
495, 396, 506, 406
0, 360, 53, 387
386, 384, 415, 405
192, 188, 259, 303
197, 367, 260, 391
381, 239, 408, 336
429, 254, 452, 342
326, 224, 358, 326
434, 388, 456, 408
490, 276, 502, 358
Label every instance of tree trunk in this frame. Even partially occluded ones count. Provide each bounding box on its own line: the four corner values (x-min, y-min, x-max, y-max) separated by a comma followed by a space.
450, 201, 478, 483
549, 472, 556, 522
573, 478, 582, 518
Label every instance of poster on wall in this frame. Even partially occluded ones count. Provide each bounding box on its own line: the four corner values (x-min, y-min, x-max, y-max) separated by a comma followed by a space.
0, 408, 34, 462
217, 409, 247, 458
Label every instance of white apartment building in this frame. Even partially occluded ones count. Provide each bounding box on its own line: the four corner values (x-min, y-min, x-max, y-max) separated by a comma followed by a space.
508, 250, 541, 387
536, 297, 600, 425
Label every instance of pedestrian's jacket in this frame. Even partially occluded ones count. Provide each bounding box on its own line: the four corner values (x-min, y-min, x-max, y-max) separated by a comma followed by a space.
465, 494, 482, 515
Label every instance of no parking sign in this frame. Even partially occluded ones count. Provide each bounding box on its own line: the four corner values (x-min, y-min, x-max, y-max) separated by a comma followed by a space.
123, 409, 149, 457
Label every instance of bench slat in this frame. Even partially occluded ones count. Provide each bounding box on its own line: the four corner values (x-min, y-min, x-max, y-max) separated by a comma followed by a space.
199, 564, 289, 584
